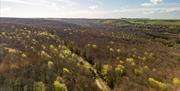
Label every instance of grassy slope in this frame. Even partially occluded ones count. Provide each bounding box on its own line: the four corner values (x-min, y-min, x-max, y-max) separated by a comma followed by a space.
125, 19, 180, 26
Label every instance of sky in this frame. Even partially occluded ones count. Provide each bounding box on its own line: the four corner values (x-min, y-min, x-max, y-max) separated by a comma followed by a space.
0, 0, 180, 19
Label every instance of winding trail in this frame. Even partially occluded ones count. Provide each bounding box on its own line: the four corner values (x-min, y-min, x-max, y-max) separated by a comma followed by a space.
76, 56, 110, 91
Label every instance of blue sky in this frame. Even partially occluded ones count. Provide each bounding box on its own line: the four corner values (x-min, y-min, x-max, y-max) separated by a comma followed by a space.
0, 0, 180, 19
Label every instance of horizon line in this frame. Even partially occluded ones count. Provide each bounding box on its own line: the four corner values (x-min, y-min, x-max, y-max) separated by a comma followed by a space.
1, 17, 180, 20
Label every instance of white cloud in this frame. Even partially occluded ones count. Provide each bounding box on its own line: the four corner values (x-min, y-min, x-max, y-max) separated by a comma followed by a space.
89, 5, 98, 9
142, 0, 163, 7
142, 3, 153, 6
113, 7, 180, 13
56, 7, 180, 18
55, 0, 77, 6
89, 0, 103, 5
150, 0, 163, 5
1, 7, 11, 12
1, 7, 179, 19
1, 0, 77, 7
1, 0, 179, 19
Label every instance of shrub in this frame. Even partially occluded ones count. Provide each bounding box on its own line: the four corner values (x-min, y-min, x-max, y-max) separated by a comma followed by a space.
126, 57, 135, 66
116, 49, 121, 53
145, 52, 154, 59
48, 61, 54, 69
56, 76, 64, 82
87, 44, 91, 47
92, 44, 97, 48
101, 65, 112, 77
50, 45, 55, 49
150, 53, 154, 58
21, 53, 27, 58
63, 50, 71, 56
141, 56, 147, 61
172, 78, 180, 85
143, 65, 149, 72
134, 68, 143, 76
54, 80, 68, 91
59, 53, 65, 59
101, 64, 112, 82
10, 64, 19, 69
109, 48, 114, 52
63, 68, 70, 73
50, 45, 58, 54
41, 45, 46, 50
115, 64, 125, 76
58, 45, 62, 49
119, 60, 124, 64
4, 47, 18, 53
1, 32, 6, 35
32, 39, 38, 45
34, 82, 46, 91
148, 77, 168, 90
40, 51, 51, 59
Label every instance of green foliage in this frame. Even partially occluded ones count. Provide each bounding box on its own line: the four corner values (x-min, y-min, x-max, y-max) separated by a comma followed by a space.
116, 49, 121, 53
101, 65, 112, 77
126, 19, 180, 26
134, 68, 143, 76
40, 50, 51, 59
148, 77, 168, 90
54, 80, 68, 91
101, 64, 112, 83
138, 52, 154, 61
21, 53, 27, 58
115, 64, 125, 76
143, 65, 149, 72
85, 43, 96, 48
5, 47, 18, 53
87, 43, 91, 47
63, 68, 70, 73
63, 50, 71, 56
172, 78, 180, 85
48, 61, 54, 69
56, 76, 65, 83
141, 56, 147, 61
126, 57, 135, 66
49, 45, 58, 54
50, 45, 55, 49
92, 44, 97, 48
1, 18, 179, 91
34, 82, 46, 91
109, 48, 114, 52
59, 53, 65, 59
38, 31, 55, 38
134, 66, 149, 75
14, 77, 22, 86
41, 45, 46, 50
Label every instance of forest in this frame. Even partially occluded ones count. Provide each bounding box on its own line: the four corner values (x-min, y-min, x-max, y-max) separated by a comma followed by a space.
0, 18, 180, 91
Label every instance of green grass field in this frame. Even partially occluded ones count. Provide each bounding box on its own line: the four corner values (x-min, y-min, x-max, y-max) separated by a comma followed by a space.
126, 19, 180, 26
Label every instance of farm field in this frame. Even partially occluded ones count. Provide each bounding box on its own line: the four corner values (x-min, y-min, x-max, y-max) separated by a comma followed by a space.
0, 18, 180, 91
